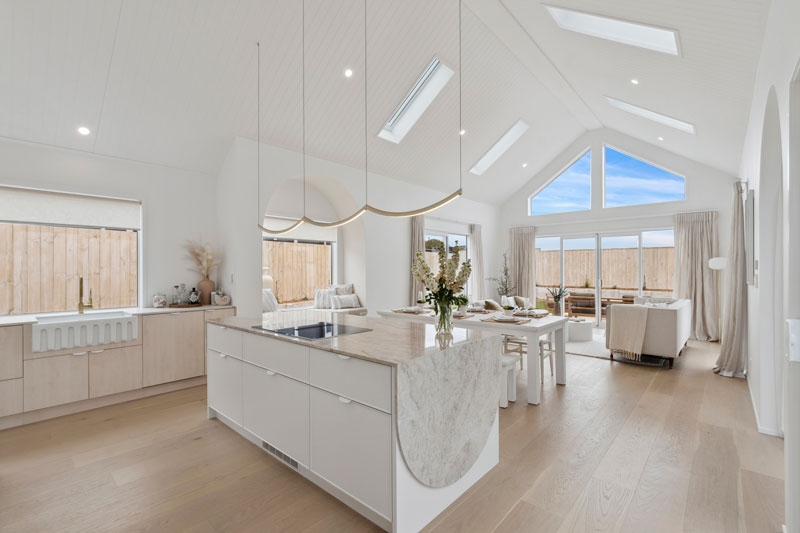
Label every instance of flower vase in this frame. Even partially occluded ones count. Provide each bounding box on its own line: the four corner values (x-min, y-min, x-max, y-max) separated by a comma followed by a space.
198, 277, 215, 306
435, 301, 454, 336
554, 300, 563, 316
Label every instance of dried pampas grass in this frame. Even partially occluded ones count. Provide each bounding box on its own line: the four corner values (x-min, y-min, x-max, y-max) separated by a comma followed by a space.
184, 240, 220, 279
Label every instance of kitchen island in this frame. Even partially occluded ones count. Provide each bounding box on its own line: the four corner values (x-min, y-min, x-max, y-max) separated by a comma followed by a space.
206, 310, 503, 533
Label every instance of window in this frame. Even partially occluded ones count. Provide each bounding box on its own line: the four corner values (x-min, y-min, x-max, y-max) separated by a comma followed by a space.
423, 232, 469, 294
641, 229, 675, 297
534, 237, 560, 307
604, 146, 685, 207
0, 187, 141, 316
262, 238, 333, 308
530, 150, 591, 215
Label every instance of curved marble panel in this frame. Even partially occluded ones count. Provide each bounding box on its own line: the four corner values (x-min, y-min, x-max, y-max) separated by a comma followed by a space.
396, 335, 502, 488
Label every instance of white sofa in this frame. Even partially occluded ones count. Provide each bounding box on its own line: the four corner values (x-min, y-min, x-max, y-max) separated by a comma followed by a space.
261, 288, 367, 315
605, 298, 692, 367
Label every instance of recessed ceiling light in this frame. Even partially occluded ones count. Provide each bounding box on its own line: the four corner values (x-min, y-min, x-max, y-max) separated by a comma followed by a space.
606, 96, 696, 134
378, 58, 454, 144
459, 129, 466, 135
77, 126, 91, 136
470, 120, 529, 175
545, 5, 680, 56
344, 68, 353, 78
522, 163, 528, 168
658, 136, 664, 141
630, 79, 639, 85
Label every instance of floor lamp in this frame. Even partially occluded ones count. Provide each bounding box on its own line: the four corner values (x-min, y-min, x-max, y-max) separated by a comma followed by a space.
708, 257, 727, 343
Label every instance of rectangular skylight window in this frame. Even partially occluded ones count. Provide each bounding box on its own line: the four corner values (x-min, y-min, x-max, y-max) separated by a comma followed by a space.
606, 97, 696, 134
470, 120, 529, 175
378, 58, 454, 144
545, 5, 679, 55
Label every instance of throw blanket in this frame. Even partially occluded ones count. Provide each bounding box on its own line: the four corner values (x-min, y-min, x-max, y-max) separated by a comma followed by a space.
607, 304, 648, 361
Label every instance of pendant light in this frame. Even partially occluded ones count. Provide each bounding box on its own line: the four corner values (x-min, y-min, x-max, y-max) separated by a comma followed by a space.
259, 0, 463, 235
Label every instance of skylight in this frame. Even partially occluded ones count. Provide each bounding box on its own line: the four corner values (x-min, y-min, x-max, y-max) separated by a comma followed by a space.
378, 58, 454, 144
470, 120, 529, 175
606, 97, 696, 134
545, 6, 679, 56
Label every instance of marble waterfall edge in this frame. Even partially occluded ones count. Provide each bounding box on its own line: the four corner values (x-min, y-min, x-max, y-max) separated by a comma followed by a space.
396, 335, 502, 488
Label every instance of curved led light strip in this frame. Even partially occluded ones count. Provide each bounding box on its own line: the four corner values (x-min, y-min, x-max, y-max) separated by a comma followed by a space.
258, 1, 464, 235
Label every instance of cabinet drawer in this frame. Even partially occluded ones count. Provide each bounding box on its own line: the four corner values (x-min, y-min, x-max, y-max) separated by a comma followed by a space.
243, 334, 309, 383
207, 349, 242, 425
89, 345, 143, 398
310, 349, 391, 413
0, 378, 23, 417
207, 324, 242, 359
310, 387, 392, 519
0, 325, 23, 381
243, 363, 309, 466
24, 352, 89, 411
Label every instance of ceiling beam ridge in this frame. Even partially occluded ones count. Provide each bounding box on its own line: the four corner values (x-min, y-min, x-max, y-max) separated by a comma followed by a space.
463, 0, 601, 131
91, 0, 125, 153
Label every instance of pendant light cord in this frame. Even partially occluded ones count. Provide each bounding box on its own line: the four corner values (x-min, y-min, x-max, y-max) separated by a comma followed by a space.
302, 0, 307, 217
257, 41, 260, 227
458, 0, 462, 190
364, 0, 368, 206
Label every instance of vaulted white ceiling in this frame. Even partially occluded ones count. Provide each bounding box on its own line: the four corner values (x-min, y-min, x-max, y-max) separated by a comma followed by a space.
0, 0, 772, 205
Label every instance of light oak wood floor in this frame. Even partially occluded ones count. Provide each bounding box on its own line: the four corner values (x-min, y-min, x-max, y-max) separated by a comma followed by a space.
0, 341, 784, 532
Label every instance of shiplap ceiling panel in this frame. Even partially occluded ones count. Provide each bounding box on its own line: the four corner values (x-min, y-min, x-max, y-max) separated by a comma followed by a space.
501, 0, 770, 176
0, 0, 120, 151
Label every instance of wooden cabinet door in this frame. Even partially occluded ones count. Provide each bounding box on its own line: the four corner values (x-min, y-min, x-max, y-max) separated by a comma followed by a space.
0, 325, 23, 381
24, 353, 89, 411
143, 311, 205, 387
89, 345, 143, 398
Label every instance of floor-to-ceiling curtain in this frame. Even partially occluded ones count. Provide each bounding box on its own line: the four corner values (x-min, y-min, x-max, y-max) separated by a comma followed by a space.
509, 226, 536, 298
674, 211, 720, 341
715, 183, 747, 377
470, 223, 485, 300
410, 215, 425, 305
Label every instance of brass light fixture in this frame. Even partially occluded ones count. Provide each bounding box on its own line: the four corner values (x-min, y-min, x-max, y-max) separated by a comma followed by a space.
258, 0, 463, 235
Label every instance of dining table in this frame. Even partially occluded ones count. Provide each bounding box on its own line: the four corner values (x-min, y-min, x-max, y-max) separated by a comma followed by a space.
377, 309, 568, 405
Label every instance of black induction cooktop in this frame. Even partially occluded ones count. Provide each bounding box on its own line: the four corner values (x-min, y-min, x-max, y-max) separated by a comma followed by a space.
254, 321, 371, 340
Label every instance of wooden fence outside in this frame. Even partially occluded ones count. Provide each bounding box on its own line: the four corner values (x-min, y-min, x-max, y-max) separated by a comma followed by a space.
262, 240, 332, 304
0, 223, 138, 315
535, 247, 674, 291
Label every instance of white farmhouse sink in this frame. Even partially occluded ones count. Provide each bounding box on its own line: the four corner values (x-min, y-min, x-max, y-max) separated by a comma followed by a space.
32, 311, 138, 352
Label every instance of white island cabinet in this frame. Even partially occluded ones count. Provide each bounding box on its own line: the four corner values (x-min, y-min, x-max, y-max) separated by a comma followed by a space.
206, 311, 504, 533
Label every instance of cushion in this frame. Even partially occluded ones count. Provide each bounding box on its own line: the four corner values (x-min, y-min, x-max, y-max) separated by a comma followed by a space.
514, 296, 533, 309
329, 283, 355, 296
262, 289, 278, 312
331, 294, 360, 309
484, 299, 502, 311
313, 288, 335, 309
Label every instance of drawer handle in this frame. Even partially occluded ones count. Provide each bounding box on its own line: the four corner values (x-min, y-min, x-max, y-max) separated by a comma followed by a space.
266, 370, 276, 376
338, 396, 352, 404
72, 351, 88, 356
218, 326, 227, 330
90, 349, 104, 354
170, 312, 182, 315
337, 354, 351, 361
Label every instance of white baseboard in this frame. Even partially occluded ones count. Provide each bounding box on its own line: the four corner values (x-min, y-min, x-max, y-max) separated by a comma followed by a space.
747, 377, 785, 437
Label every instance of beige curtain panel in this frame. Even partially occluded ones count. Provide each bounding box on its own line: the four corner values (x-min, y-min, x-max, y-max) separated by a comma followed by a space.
470, 223, 485, 300
715, 183, 747, 377
674, 210, 720, 341
509, 226, 536, 298
410, 215, 425, 306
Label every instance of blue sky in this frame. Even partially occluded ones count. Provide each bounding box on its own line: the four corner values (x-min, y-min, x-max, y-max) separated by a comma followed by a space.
529, 147, 685, 215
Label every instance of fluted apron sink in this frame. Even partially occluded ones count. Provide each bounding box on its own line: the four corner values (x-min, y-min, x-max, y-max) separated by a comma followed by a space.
32, 311, 138, 352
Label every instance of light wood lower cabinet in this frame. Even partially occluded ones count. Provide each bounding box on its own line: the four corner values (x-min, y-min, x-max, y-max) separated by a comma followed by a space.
206, 349, 242, 424
89, 346, 143, 398
24, 352, 89, 411
243, 363, 310, 466
310, 387, 392, 519
0, 325, 23, 381
143, 311, 205, 387
0, 378, 23, 417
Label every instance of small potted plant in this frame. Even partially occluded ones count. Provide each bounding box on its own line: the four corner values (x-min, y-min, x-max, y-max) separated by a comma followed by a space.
547, 286, 569, 316
488, 252, 514, 300
502, 304, 516, 316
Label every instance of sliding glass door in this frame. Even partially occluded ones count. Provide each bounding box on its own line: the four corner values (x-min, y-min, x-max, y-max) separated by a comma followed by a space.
600, 234, 639, 323
563, 237, 597, 321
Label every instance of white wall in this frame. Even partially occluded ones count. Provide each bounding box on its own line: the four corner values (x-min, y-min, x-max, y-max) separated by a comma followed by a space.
216, 137, 500, 317
0, 137, 219, 307
737, 0, 800, 441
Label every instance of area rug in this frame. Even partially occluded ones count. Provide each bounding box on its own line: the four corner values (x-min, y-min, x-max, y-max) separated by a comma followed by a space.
566, 328, 668, 368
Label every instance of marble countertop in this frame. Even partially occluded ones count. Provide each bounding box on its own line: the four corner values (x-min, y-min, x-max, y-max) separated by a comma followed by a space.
0, 305, 235, 327
208, 310, 500, 367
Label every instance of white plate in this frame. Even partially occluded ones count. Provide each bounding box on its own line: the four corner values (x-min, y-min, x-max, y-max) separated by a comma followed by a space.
494, 315, 522, 322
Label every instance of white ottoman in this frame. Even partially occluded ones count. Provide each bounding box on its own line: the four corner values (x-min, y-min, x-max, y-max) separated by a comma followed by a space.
567, 320, 593, 342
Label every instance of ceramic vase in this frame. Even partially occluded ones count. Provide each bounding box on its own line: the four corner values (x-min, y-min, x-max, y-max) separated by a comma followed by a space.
198, 278, 215, 306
